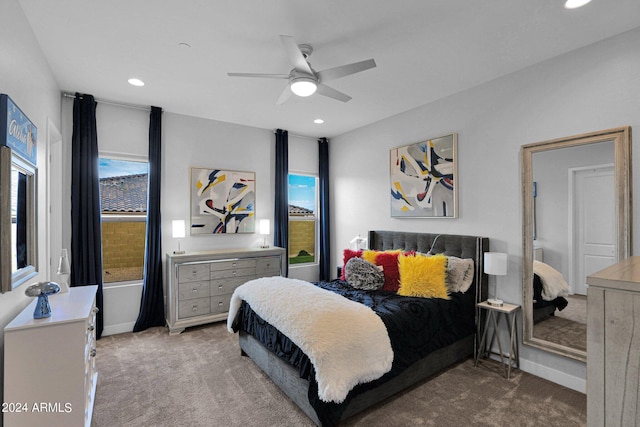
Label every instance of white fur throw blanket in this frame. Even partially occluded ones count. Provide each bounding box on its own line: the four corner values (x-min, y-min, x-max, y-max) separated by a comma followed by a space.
227, 276, 393, 403
534, 260, 570, 301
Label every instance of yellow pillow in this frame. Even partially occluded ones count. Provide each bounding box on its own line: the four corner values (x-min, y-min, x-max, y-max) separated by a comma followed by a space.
362, 249, 401, 264
397, 254, 449, 299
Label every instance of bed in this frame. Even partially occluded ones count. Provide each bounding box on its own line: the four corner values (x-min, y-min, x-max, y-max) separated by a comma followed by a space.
228, 230, 489, 426
532, 260, 569, 324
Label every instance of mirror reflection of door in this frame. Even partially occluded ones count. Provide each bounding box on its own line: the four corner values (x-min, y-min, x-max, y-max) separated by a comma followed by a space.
531, 141, 614, 354
570, 165, 615, 296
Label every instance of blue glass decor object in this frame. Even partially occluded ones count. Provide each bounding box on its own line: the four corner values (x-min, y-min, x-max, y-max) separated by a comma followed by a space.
25, 282, 61, 319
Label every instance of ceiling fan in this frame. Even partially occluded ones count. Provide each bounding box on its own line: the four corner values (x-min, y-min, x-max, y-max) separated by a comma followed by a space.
227, 35, 376, 104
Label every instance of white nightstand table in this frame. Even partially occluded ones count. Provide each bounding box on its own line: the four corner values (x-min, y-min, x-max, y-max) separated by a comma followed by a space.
475, 300, 520, 379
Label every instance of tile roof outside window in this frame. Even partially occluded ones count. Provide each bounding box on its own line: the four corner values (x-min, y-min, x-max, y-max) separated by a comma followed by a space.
100, 173, 148, 213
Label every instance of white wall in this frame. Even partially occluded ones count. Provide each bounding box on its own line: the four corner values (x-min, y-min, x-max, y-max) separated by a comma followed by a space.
0, 0, 61, 418
330, 26, 640, 392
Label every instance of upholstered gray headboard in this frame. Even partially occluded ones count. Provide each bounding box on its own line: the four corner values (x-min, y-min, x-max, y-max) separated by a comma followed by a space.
368, 230, 489, 303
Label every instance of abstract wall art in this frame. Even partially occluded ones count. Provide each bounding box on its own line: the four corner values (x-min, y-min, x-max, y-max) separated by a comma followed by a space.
190, 167, 255, 234
390, 133, 457, 218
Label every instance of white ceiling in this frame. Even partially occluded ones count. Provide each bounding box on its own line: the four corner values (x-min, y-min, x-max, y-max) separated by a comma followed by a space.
18, 0, 640, 138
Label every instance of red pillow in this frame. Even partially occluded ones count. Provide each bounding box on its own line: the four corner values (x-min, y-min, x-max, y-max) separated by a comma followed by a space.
341, 249, 362, 280
375, 251, 402, 291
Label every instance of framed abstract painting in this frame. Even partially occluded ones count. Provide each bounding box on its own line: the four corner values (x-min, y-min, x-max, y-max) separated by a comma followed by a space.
390, 133, 457, 218
190, 167, 256, 234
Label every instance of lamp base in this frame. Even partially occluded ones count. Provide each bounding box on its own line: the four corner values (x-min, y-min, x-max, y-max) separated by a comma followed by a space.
487, 298, 504, 307
58, 281, 70, 294
173, 250, 186, 255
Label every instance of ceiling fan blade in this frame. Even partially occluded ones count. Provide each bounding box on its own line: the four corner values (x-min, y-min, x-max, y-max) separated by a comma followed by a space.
280, 35, 313, 74
276, 85, 292, 105
316, 58, 376, 82
316, 83, 352, 102
227, 72, 289, 79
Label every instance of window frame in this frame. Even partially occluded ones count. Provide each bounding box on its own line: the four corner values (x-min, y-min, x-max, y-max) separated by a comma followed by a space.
99, 153, 149, 287
288, 172, 319, 267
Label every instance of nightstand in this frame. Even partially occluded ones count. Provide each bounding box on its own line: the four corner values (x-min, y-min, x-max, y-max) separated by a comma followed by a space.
475, 300, 520, 379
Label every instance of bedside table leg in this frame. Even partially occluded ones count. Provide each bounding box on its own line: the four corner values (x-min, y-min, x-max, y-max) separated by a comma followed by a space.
475, 311, 492, 366
489, 311, 506, 377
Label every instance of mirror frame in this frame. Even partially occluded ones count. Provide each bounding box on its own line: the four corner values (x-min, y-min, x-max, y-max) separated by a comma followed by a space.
521, 126, 632, 361
0, 145, 38, 292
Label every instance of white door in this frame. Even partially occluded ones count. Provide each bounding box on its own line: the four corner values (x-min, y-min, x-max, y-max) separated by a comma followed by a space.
570, 165, 615, 295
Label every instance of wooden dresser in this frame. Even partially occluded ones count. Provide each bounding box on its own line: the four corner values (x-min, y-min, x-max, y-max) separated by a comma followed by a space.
166, 247, 285, 334
3, 285, 98, 427
586, 256, 640, 426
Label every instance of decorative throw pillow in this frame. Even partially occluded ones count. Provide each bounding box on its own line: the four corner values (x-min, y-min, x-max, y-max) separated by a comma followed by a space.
341, 249, 362, 280
445, 256, 475, 293
344, 257, 384, 291
374, 251, 402, 292
397, 253, 449, 299
361, 249, 380, 264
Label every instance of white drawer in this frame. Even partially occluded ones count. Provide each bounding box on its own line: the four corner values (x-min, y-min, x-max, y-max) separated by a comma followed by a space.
210, 266, 255, 280
178, 281, 210, 300
210, 277, 247, 296
211, 295, 232, 314
178, 297, 211, 319
178, 264, 210, 282
256, 256, 281, 276
211, 258, 256, 271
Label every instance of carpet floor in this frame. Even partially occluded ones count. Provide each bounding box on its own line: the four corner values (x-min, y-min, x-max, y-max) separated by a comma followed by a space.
91, 323, 586, 427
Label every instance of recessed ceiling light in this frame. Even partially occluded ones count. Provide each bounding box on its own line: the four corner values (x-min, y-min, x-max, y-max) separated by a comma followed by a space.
314, 119, 324, 124
564, 0, 592, 9
128, 78, 145, 87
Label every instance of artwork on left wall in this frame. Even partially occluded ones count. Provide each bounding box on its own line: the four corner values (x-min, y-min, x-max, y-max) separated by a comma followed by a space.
390, 132, 457, 218
190, 167, 255, 234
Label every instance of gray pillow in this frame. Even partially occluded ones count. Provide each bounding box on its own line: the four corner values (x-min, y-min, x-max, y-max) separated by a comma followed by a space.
344, 257, 384, 290
446, 256, 474, 293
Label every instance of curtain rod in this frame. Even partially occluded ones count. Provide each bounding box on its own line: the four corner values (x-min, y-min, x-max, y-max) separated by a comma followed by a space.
62, 92, 151, 112
274, 130, 324, 141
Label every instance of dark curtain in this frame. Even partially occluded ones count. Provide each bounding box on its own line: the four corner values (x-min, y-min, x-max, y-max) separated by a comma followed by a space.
274, 129, 289, 276
134, 106, 164, 332
318, 138, 331, 281
70, 93, 104, 338
15, 173, 27, 269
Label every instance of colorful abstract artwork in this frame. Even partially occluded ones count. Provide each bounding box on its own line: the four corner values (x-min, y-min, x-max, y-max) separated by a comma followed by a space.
390, 133, 457, 218
190, 168, 255, 234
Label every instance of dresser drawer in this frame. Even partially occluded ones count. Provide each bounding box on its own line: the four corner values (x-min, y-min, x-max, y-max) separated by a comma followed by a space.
256, 256, 281, 276
178, 263, 211, 282
210, 266, 255, 280
178, 297, 211, 319
178, 281, 210, 300
211, 294, 232, 314
210, 277, 248, 296
211, 258, 257, 271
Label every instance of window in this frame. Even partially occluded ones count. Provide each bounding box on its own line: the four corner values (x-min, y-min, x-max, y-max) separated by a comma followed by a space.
99, 157, 148, 284
288, 173, 318, 265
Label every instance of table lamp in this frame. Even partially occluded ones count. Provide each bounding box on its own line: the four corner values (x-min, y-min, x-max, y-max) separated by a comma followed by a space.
259, 219, 270, 248
172, 220, 186, 254
484, 252, 508, 307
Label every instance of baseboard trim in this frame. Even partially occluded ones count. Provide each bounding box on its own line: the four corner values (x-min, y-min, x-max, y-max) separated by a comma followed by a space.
102, 321, 135, 336
518, 357, 585, 393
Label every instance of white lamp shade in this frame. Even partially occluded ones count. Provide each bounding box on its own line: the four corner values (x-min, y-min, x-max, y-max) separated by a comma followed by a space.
172, 220, 186, 238
484, 252, 508, 276
259, 219, 270, 235
57, 248, 70, 275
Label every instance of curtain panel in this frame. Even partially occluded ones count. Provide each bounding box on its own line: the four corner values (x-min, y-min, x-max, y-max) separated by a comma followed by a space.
274, 129, 289, 276
318, 138, 331, 281
134, 106, 164, 332
70, 93, 104, 338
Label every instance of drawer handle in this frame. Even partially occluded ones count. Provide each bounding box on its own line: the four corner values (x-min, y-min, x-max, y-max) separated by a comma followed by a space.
232, 262, 237, 267
232, 271, 237, 276
218, 285, 223, 290
90, 348, 97, 357
88, 324, 95, 331
218, 302, 223, 307
192, 288, 198, 293
192, 305, 198, 312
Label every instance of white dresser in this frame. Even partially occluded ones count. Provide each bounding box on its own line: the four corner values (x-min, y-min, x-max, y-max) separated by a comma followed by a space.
586, 257, 640, 427
3, 285, 98, 427
166, 247, 285, 335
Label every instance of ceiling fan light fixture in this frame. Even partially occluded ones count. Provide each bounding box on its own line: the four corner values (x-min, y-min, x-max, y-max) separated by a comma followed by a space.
290, 77, 317, 97
564, 0, 592, 9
